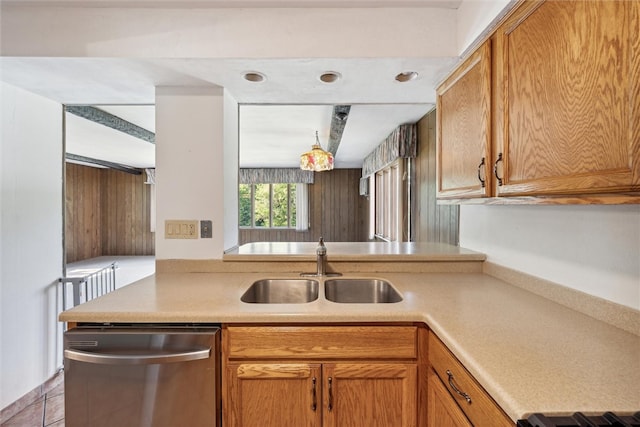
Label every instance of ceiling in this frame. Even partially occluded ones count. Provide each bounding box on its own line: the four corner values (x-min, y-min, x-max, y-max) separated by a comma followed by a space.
1, 0, 474, 170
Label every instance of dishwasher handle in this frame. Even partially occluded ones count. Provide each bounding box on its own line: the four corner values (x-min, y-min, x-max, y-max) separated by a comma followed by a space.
64, 347, 211, 365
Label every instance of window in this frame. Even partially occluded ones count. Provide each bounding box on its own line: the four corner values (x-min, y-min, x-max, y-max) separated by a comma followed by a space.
371, 160, 403, 241
239, 183, 298, 228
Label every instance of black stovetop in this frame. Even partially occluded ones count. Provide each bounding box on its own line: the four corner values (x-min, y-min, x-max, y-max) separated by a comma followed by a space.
517, 412, 640, 427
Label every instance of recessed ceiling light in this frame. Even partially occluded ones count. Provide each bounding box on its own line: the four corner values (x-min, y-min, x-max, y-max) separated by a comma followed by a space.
243, 72, 266, 83
395, 71, 418, 82
319, 72, 341, 83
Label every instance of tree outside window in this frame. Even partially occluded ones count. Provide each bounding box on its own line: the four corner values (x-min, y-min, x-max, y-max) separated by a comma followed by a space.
239, 183, 297, 228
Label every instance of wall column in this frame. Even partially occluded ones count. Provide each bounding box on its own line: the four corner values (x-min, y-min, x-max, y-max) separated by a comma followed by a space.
155, 86, 238, 260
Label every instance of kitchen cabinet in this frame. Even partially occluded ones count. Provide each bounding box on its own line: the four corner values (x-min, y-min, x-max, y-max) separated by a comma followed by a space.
428, 332, 512, 427
322, 363, 417, 427
225, 362, 322, 427
427, 370, 472, 427
437, 0, 640, 202
436, 40, 492, 199
223, 325, 422, 427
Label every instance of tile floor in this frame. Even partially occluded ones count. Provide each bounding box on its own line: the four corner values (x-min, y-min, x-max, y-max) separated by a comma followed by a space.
1, 377, 64, 427
1, 256, 155, 427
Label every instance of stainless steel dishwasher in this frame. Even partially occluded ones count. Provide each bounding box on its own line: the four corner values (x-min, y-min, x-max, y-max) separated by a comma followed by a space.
64, 325, 220, 427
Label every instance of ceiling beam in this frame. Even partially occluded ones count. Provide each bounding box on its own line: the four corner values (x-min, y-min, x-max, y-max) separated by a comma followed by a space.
327, 105, 351, 156
65, 105, 155, 144
65, 153, 143, 175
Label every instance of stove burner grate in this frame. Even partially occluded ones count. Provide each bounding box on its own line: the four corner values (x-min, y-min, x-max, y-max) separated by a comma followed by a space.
517, 411, 640, 427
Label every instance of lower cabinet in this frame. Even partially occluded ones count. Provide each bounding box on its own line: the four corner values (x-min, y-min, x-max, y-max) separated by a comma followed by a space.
222, 325, 514, 427
225, 362, 322, 427
428, 370, 472, 427
428, 332, 513, 427
226, 361, 417, 427
222, 325, 422, 427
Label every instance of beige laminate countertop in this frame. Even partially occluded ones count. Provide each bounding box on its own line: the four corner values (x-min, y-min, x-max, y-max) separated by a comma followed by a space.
224, 241, 486, 262
59, 271, 640, 421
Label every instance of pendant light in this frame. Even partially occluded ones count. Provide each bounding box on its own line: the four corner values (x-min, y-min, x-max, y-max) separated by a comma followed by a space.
300, 131, 334, 172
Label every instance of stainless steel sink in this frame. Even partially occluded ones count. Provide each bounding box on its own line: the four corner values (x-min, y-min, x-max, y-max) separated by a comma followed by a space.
241, 279, 320, 303
324, 279, 403, 303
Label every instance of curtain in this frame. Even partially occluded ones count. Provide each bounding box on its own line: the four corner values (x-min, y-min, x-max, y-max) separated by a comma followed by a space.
295, 183, 309, 231
240, 168, 314, 184
361, 123, 417, 177
144, 168, 156, 233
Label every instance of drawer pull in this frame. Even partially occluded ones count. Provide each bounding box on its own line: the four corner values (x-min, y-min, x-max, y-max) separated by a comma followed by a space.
446, 370, 472, 404
328, 377, 333, 411
312, 377, 317, 411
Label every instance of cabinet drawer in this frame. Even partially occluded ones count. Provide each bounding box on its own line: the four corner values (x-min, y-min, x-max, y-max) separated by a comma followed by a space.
429, 332, 512, 427
225, 325, 417, 360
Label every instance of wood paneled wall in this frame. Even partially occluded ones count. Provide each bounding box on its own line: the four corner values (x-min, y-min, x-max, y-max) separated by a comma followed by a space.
65, 163, 155, 263
239, 168, 369, 244
65, 163, 102, 262
100, 168, 155, 257
413, 110, 460, 244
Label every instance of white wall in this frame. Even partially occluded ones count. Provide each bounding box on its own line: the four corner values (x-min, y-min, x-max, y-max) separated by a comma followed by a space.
460, 204, 640, 310
0, 82, 63, 408
223, 92, 239, 252
155, 86, 238, 260
456, 0, 512, 54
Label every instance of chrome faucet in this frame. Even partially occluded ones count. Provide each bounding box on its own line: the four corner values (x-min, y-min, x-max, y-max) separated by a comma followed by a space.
316, 237, 327, 276
301, 237, 341, 277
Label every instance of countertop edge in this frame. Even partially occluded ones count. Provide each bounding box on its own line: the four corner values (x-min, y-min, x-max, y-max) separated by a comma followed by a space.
58, 271, 640, 421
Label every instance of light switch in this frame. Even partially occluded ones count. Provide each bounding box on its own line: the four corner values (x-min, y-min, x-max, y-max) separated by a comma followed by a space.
200, 220, 212, 238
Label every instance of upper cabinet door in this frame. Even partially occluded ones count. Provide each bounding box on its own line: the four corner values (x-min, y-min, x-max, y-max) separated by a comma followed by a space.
496, 0, 640, 196
436, 40, 492, 199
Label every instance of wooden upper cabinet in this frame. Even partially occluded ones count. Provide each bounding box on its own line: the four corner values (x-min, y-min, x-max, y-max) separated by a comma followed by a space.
436, 0, 640, 203
495, 0, 640, 196
436, 40, 492, 199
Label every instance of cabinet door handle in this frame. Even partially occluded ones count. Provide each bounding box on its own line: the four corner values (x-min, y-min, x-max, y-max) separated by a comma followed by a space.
477, 157, 486, 187
328, 376, 333, 412
311, 377, 317, 411
446, 370, 472, 404
493, 153, 504, 186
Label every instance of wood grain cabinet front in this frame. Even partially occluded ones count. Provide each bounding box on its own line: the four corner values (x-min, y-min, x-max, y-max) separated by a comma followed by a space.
222, 325, 421, 427
428, 332, 512, 427
427, 369, 472, 427
436, 40, 492, 200
437, 0, 640, 203
225, 362, 322, 427
495, 0, 640, 198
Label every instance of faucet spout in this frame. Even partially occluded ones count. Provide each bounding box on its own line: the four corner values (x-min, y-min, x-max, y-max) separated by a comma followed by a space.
316, 237, 327, 276
301, 237, 341, 277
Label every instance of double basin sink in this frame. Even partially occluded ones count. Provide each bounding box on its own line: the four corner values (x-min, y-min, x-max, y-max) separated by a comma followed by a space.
241, 278, 403, 304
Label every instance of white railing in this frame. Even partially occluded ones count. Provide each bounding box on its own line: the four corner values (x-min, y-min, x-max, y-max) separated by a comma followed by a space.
59, 262, 118, 309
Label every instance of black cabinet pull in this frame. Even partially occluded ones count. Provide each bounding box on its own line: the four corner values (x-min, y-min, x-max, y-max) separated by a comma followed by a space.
477, 157, 486, 187
328, 377, 333, 412
493, 153, 504, 186
311, 377, 317, 411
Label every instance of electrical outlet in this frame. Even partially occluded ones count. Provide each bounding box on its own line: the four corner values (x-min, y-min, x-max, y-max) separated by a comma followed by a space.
200, 220, 212, 238
165, 220, 199, 239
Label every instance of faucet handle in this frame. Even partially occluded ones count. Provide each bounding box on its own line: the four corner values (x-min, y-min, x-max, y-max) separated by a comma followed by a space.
317, 237, 327, 255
